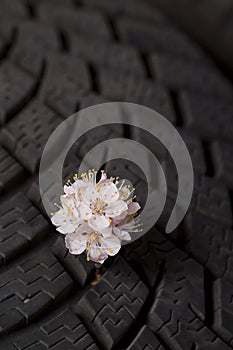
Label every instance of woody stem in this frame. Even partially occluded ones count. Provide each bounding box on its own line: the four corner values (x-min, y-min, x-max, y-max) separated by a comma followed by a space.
94, 262, 104, 278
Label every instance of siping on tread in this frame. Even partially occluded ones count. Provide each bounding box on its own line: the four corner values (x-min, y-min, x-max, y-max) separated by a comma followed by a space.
2, 308, 99, 350
75, 256, 149, 350
0, 193, 50, 266
0, 250, 73, 336
0, 146, 24, 194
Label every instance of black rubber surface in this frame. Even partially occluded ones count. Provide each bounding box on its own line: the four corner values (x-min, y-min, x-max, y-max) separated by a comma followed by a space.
0, 1, 233, 349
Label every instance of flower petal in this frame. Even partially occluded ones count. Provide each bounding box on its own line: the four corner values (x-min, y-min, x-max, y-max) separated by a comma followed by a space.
56, 223, 76, 234
64, 185, 74, 195
80, 184, 97, 205
100, 235, 121, 255
87, 246, 108, 264
51, 210, 66, 226
113, 227, 131, 241
98, 172, 107, 184
111, 211, 128, 225
65, 233, 86, 254
105, 200, 128, 218
118, 186, 130, 200
78, 203, 92, 220
76, 223, 92, 235
99, 182, 119, 204
127, 202, 141, 215
88, 215, 110, 229
101, 227, 113, 237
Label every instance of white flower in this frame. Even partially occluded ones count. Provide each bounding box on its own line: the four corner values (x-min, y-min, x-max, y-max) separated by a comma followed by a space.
65, 223, 121, 264
51, 195, 80, 234
78, 181, 128, 230
51, 170, 141, 263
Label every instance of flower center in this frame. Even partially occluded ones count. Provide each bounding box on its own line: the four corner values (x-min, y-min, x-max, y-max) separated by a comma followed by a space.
91, 199, 107, 215
87, 231, 100, 244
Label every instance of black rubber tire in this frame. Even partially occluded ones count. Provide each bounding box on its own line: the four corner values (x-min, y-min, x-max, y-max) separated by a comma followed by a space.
0, 1, 233, 349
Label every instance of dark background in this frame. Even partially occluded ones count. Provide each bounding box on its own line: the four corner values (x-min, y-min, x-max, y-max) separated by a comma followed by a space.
150, 0, 233, 79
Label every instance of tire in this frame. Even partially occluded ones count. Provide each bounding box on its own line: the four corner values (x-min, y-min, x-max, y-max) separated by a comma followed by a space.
0, 1, 233, 349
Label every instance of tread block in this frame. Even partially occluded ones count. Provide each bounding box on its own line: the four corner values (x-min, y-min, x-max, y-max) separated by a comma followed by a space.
127, 325, 165, 350
0, 251, 73, 335
10, 44, 44, 78
178, 129, 207, 174
0, 63, 36, 125
27, 182, 46, 215
124, 227, 177, 287
126, 225, 230, 349
52, 237, 94, 287
129, 127, 168, 161
148, 252, 231, 349
83, 0, 168, 23
0, 100, 62, 174
28, 152, 82, 215
213, 279, 233, 346
184, 213, 233, 282
0, 193, 50, 265
150, 53, 233, 99
66, 123, 124, 162
4, 309, 99, 350
212, 141, 233, 189
0, 146, 24, 193
9, 21, 60, 76
130, 127, 207, 173
37, 4, 111, 39
39, 53, 91, 116
75, 256, 149, 349
117, 17, 207, 61
70, 34, 145, 75
179, 92, 233, 142
98, 68, 176, 123
105, 158, 146, 184
16, 21, 60, 52
190, 175, 232, 226
0, 0, 27, 18
164, 161, 233, 226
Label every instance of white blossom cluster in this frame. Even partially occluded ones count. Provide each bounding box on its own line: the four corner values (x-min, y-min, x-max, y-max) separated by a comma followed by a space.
51, 170, 141, 263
